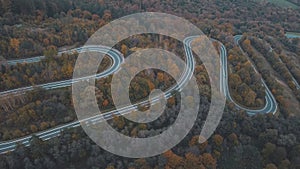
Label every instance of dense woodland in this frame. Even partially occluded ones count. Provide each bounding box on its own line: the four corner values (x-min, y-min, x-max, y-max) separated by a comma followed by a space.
1, 105, 300, 169
226, 45, 265, 108
0, 0, 300, 168
240, 37, 300, 117
0, 53, 111, 91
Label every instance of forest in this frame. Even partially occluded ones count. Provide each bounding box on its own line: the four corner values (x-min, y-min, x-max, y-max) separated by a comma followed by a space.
0, 0, 299, 168
1, 104, 300, 169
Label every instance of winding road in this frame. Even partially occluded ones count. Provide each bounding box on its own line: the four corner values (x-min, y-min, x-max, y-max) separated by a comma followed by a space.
1, 46, 124, 96
228, 35, 278, 115
235, 34, 300, 90
0, 35, 281, 153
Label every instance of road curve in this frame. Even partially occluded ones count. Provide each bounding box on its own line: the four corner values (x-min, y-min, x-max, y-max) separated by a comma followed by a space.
235, 35, 300, 90
0, 35, 279, 153
230, 35, 278, 115
0, 46, 124, 96
0, 36, 197, 154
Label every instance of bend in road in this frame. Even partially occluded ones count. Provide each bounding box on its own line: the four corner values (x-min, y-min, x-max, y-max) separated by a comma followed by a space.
222, 35, 277, 115
0, 36, 197, 153
0, 46, 124, 96
0, 35, 279, 154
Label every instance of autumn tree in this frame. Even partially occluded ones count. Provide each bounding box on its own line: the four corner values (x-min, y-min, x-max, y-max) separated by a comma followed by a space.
183, 153, 203, 169
121, 44, 128, 56
43, 45, 58, 58
9, 38, 20, 55
202, 153, 216, 169
213, 134, 224, 147
163, 150, 183, 168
